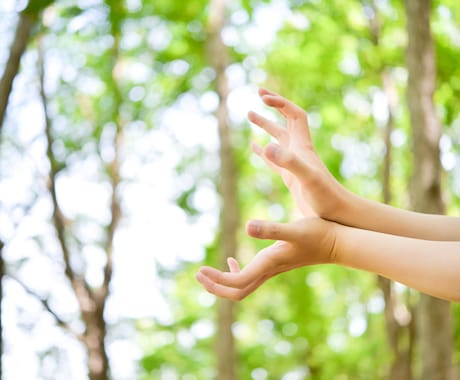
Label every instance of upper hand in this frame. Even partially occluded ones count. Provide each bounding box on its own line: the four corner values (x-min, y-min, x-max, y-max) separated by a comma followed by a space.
249, 88, 346, 220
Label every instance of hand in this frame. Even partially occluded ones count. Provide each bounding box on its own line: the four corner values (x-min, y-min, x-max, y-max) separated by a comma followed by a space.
196, 217, 338, 301
249, 88, 347, 220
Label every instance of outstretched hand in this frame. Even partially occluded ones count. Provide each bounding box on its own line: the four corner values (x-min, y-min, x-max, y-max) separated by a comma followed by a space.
196, 217, 338, 301
250, 88, 347, 220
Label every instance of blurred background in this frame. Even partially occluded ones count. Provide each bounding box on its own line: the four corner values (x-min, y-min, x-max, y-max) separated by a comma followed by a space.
1, 0, 460, 379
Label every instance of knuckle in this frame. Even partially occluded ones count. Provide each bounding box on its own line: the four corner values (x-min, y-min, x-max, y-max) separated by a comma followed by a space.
233, 292, 245, 302
293, 107, 307, 120
283, 152, 297, 166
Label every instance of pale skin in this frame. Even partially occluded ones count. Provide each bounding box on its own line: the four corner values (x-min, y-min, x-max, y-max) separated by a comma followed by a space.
196, 89, 460, 302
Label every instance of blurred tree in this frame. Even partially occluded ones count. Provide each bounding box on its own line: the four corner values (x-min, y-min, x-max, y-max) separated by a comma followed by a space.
0, 12, 35, 134
2, 0, 460, 379
34, 0, 127, 376
1, 0, 129, 378
362, 1, 415, 378
0, 3, 53, 380
0, 0, 55, 135
405, 0, 455, 379
206, 0, 238, 379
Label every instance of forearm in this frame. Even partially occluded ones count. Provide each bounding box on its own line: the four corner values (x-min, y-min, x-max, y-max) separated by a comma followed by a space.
336, 190, 460, 241
334, 224, 460, 302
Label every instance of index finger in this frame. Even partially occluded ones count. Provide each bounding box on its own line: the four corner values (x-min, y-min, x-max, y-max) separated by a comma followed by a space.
261, 94, 307, 122
196, 271, 271, 301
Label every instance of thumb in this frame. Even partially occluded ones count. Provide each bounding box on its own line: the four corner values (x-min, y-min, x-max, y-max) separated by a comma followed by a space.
264, 143, 306, 178
246, 219, 298, 242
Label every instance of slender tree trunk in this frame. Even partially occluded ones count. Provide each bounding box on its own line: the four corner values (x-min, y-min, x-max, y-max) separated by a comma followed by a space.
364, 4, 416, 377
82, 298, 110, 380
0, 12, 38, 380
379, 69, 415, 380
404, 1, 455, 379
207, 0, 238, 379
38, 24, 121, 377
2, 4, 117, 380
0, 13, 36, 134
0, 18, 40, 375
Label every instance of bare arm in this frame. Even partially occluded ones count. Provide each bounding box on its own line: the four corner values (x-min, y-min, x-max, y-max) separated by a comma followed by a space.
249, 88, 460, 241
196, 218, 460, 302
342, 193, 460, 241
336, 223, 460, 302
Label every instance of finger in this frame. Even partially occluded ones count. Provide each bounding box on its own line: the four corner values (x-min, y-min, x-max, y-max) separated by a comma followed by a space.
258, 88, 278, 97
248, 110, 286, 142
260, 94, 307, 121
227, 257, 240, 273
196, 271, 271, 301
263, 143, 309, 180
246, 219, 299, 242
250, 140, 264, 156
250, 142, 283, 175
199, 251, 274, 289
196, 271, 247, 301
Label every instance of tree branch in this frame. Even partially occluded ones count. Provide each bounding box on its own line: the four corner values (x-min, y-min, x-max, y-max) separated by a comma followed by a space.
37, 36, 94, 313
8, 273, 84, 342
101, 24, 123, 300
0, 12, 36, 134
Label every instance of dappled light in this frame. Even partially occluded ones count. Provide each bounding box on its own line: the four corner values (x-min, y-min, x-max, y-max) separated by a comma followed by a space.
1, 0, 460, 380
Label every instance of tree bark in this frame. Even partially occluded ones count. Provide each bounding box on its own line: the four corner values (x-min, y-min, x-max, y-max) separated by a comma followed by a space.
82, 295, 110, 380
0, 12, 36, 135
207, 1, 238, 379
379, 68, 415, 380
404, 1, 455, 379
38, 28, 118, 378
364, 4, 415, 377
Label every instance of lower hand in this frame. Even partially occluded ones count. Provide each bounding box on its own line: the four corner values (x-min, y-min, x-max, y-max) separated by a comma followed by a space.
196, 217, 338, 301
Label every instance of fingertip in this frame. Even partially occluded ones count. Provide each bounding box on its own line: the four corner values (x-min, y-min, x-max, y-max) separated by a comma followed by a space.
195, 271, 204, 283
259, 88, 276, 96
227, 257, 240, 272
198, 266, 216, 278
260, 94, 271, 103
264, 143, 281, 161
261, 94, 283, 106
250, 141, 263, 155
246, 220, 261, 237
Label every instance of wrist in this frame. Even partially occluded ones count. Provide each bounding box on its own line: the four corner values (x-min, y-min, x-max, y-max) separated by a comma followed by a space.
328, 222, 341, 265
325, 184, 356, 225
326, 221, 342, 265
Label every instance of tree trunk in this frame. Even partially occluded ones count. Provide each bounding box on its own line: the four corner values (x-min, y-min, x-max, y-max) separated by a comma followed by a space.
379, 69, 415, 380
38, 26, 116, 378
82, 299, 109, 380
404, 1, 455, 379
364, 4, 415, 377
207, 1, 238, 379
0, 12, 36, 134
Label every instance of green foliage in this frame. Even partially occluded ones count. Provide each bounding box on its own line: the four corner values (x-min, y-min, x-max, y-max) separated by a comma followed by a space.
4, 0, 460, 378
138, 0, 460, 378
23, 0, 55, 15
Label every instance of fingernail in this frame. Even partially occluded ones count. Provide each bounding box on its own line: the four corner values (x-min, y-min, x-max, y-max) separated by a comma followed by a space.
246, 220, 261, 236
